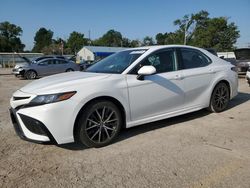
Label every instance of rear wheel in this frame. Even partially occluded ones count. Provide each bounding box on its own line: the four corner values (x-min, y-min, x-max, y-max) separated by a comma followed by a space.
76, 100, 122, 148
25, 70, 37, 80
208, 82, 230, 112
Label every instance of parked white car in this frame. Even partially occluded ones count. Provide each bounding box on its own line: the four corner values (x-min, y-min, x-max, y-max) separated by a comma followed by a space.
10, 45, 238, 147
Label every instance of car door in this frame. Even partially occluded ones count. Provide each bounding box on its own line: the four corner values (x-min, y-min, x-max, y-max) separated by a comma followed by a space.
126, 48, 185, 122
54, 59, 66, 73
177, 48, 214, 107
36, 59, 55, 76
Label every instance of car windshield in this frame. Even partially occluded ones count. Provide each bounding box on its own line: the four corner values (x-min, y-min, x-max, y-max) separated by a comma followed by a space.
86, 49, 147, 74
234, 49, 250, 60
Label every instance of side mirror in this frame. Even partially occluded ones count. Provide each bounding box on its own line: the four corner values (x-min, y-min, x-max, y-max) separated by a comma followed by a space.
137, 65, 156, 80
219, 56, 225, 59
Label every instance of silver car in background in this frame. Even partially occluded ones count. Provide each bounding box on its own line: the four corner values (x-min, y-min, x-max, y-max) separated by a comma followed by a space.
13, 56, 80, 79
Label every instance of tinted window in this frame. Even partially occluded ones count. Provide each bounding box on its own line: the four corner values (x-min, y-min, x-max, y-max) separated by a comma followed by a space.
130, 49, 176, 74
46, 59, 55, 65
56, 60, 68, 64
86, 50, 146, 74
180, 49, 211, 69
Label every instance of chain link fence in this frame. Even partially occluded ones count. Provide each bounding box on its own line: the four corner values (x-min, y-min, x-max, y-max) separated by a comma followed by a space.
0, 53, 43, 68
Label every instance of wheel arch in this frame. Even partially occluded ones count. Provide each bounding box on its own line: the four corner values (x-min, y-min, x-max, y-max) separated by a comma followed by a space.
25, 69, 38, 78
73, 96, 126, 141
26, 69, 38, 74
212, 79, 231, 99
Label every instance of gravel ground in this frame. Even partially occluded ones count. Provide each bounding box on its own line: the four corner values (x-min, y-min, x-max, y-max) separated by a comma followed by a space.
0, 69, 250, 188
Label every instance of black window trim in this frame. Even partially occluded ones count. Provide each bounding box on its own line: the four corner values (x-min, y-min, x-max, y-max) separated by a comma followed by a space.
176, 47, 212, 70
128, 47, 179, 75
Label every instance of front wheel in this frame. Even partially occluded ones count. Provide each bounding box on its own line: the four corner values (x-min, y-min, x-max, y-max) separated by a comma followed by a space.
76, 100, 122, 148
208, 82, 230, 112
25, 70, 37, 80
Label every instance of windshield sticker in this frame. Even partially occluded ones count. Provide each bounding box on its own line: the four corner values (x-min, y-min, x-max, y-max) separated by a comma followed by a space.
130, 50, 146, 54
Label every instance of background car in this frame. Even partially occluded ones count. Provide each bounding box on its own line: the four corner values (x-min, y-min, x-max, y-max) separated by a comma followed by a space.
79, 60, 95, 71
12, 57, 80, 79
234, 48, 250, 74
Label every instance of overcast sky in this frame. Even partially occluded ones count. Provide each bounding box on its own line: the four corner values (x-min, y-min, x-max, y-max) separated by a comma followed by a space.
1, 0, 249, 50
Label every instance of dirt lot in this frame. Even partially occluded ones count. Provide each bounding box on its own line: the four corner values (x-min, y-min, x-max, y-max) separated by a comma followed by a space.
0, 69, 250, 188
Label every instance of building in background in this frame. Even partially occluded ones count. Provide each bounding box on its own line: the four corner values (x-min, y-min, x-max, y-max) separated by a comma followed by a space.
77, 46, 128, 63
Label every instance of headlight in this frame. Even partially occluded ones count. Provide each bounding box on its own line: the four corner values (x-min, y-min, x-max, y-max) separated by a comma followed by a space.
30, 91, 76, 106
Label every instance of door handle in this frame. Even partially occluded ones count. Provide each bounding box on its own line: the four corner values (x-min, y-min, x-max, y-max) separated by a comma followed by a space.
173, 74, 183, 80
208, 68, 216, 74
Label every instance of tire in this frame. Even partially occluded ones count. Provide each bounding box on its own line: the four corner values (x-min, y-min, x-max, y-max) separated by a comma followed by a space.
25, 70, 37, 80
208, 82, 230, 113
66, 68, 74, 72
76, 100, 122, 148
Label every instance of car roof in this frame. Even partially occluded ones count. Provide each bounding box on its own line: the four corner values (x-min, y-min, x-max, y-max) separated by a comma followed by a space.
35, 57, 70, 62
123, 45, 204, 51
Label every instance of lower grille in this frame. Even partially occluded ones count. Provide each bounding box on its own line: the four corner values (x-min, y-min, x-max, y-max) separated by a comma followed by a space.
19, 114, 47, 136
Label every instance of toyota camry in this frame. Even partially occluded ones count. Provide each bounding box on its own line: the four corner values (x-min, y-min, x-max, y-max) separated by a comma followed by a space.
10, 45, 238, 147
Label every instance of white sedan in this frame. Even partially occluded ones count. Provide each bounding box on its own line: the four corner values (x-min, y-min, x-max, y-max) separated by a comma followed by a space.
10, 45, 238, 147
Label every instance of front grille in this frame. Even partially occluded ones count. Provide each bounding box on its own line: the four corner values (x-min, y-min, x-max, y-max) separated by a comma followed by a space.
13, 96, 30, 101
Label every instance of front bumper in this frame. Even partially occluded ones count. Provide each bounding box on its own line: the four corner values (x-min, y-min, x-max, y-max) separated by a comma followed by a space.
9, 108, 55, 143
10, 90, 80, 144
12, 68, 25, 77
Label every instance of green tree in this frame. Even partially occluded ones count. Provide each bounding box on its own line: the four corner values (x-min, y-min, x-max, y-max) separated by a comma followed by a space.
156, 10, 240, 50
94, 29, 123, 47
142, 36, 154, 46
32, 27, 53, 52
67, 31, 86, 54
0, 21, 25, 52
156, 33, 166, 45
130, 39, 141, 47
173, 10, 209, 45
192, 17, 240, 51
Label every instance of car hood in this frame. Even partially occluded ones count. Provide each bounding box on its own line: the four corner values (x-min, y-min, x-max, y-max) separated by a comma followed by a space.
20, 71, 111, 94
14, 62, 29, 69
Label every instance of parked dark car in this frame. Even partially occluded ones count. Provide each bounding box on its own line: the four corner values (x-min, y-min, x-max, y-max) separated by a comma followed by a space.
13, 56, 80, 79
79, 60, 95, 71
234, 48, 250, 74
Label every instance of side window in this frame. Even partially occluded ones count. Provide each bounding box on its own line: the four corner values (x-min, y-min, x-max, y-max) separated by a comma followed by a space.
180, 49, 211, 69
38, 61, 48, 66
130, 50, 176, 74
46, 59, 54, 65
63, 60, 69, 64
57, 60, 68, 64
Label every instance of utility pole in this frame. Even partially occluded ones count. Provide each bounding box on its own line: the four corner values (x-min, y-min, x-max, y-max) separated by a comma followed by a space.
88, 30, 91, 46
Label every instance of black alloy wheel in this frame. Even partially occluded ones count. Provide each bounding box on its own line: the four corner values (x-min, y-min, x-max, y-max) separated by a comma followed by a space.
76, 100, 122, 148
208, 82, 230, 112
